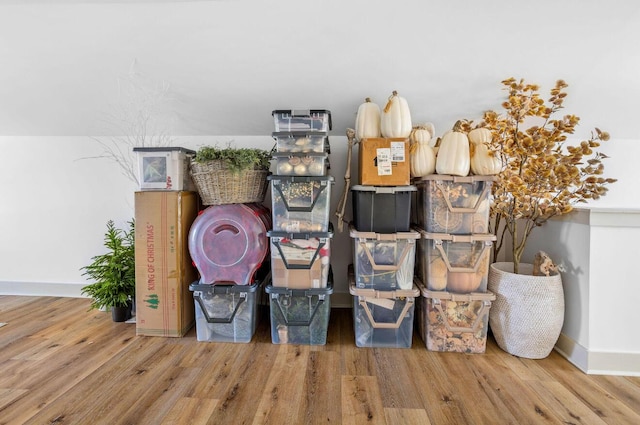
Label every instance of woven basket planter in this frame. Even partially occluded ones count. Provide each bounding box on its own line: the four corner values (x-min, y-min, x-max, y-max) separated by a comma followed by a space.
488, 262, 564, 359
190, 160, 269, 206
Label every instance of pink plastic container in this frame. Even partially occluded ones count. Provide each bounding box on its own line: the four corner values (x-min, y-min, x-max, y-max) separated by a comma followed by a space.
188, 203, 269, 285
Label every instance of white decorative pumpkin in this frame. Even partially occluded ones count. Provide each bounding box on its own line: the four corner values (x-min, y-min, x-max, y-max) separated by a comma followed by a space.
409, 124, 436, 177
429, 257, 448, 291
277, 161, 294, 174
469, 127, 502, 175
293, 163, 307, 175
308, 160, 324, 175
381, 90, 412, 138
435, 120, 470, 176
355, 97, 381, 140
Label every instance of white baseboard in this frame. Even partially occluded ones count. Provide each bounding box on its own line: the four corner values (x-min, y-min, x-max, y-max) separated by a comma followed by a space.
0, 281, 87, 298
556, 333, 640, 376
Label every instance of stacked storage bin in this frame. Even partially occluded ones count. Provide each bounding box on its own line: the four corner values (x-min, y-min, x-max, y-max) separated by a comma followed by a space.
187, 203, 271, 343
349, 136, 420, 348
265, 110, 335, 345
184, 146, 273, 343
412, 174, 497, 353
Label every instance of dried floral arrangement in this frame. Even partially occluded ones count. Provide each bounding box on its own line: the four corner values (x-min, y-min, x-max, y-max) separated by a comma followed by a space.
472, 78, 617, 273
83, 63, 176, 185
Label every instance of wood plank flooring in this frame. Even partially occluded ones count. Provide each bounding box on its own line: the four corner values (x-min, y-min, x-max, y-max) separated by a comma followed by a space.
1, 295, 639, 425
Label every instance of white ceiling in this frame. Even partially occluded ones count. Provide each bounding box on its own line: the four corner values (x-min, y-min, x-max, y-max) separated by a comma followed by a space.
1, 0, 639, 139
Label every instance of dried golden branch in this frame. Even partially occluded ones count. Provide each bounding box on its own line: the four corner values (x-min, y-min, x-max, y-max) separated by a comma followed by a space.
481, 78, 617, 273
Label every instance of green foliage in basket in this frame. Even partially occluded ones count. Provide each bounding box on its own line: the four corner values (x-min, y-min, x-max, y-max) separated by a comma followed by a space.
193, 145, 271, 172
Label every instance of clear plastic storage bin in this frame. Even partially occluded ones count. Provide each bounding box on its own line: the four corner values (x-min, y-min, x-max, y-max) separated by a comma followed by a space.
349, 266, 418, 348
133, 147, 196, 191
268, 229, 332, 289
269, 175, 333, 232
272, 109, 332, 132
412, 175, 495, 234
415, 278, 495, 353
272, 152, 329, 176
350, 224, 419, 290
189, 280, 262, 343
272, 131, 329, 153
351, 185, 416, 233
265, 278, 333, 345
416, 230, 496, 293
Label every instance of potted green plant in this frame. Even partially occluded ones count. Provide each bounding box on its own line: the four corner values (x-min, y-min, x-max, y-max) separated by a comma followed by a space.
81, 220, 136, 322
476, 78, 617, 358
190, 144, 272, 206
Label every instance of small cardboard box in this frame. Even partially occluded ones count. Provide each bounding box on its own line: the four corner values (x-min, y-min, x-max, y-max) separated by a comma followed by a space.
358, 138, 410, 186
134, 191, 199, 337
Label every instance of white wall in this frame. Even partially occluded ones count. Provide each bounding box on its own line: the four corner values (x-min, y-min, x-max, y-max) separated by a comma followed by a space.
2, 1, 640, 310
2, 1, 640, 139
523, 208, 640, 375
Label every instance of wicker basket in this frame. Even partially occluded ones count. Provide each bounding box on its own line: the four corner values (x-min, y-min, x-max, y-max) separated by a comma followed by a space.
488, 262, 564, 359
190, 160, 270, 205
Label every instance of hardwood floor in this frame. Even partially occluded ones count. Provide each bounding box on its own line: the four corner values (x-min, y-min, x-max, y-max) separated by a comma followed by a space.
1, 295, 639, 425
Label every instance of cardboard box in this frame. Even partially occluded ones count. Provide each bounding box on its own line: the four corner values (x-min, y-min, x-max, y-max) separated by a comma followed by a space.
134, 191, 199, 337
358, 138, 410, 186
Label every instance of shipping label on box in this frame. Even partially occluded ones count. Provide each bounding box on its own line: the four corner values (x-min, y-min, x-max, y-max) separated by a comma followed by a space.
134, 191, 199, 337
358, 138, 410, 186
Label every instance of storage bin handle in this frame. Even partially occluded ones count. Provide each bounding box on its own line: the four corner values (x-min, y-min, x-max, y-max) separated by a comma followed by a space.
272, 239, 326, 270
433, 240, 492, 273
431, 298, 491, 333
272, 180, 328, 212
358, 239, 414, 271
193, 291, 246, 324
434, 181, 490, 213
273, 294, 325, 326
359, 297, 414, 329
